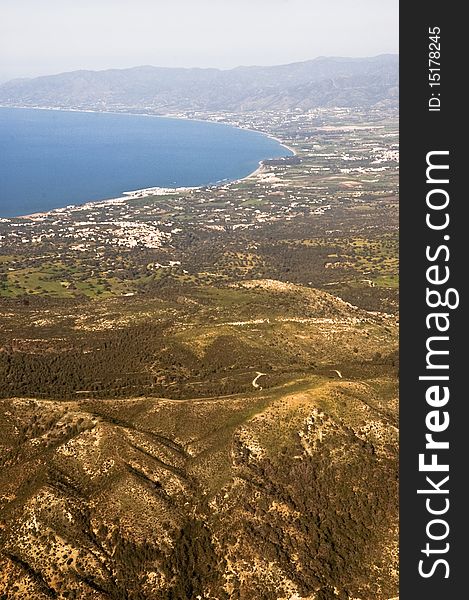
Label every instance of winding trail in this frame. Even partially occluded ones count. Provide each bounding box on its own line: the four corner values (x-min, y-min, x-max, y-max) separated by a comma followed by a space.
252, 371, 266, 390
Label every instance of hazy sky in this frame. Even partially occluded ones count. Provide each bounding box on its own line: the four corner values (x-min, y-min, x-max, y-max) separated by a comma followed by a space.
0, 0, 398, 82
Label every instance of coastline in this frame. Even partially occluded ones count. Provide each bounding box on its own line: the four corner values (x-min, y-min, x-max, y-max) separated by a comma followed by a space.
17, 161, 268, 221
0, 104, 296, 155
1, 105, 296, 220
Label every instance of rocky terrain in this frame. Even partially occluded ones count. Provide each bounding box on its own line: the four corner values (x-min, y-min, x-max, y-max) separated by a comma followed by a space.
0, 277, 399, 599
0, 374, 398, 599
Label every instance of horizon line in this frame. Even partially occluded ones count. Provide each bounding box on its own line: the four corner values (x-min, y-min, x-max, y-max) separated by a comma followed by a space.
2, 53, 399, 84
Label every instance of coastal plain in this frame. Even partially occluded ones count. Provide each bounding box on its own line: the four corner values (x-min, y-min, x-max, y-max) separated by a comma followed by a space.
0, 106, 398, 599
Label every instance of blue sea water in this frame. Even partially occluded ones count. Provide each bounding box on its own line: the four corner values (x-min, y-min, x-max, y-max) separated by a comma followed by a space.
0, 107, 292, 218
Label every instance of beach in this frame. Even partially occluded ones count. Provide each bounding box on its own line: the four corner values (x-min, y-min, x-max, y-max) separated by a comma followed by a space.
0, 106, 294, 219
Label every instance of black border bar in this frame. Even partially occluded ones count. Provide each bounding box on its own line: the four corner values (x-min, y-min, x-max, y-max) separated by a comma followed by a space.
400, 2, 466, 596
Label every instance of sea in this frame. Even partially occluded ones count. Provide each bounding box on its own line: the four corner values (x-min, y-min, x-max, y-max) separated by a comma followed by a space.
0, 107, 292, 218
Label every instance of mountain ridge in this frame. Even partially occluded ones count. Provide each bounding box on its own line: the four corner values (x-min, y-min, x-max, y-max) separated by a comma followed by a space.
0, 54, 399, 112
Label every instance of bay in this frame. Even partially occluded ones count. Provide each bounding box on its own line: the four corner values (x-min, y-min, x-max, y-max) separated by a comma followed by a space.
0, 107, 291, 218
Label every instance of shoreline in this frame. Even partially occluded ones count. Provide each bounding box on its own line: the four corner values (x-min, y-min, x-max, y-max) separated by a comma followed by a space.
1, 105, 296, 220
0, 104, 297, 155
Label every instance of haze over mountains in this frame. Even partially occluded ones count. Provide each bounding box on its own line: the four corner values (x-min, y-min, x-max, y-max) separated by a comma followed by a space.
0, 55, 398, 112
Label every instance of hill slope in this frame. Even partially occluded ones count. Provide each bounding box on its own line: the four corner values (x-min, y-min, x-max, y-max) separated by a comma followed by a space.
0, 278, 398, 598
0, 375, 398, 599
0, 55, 398, 112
